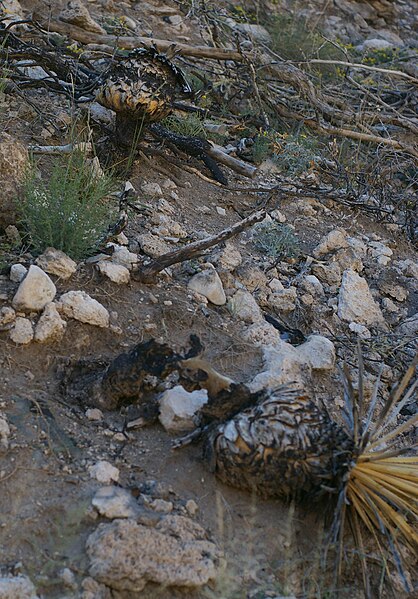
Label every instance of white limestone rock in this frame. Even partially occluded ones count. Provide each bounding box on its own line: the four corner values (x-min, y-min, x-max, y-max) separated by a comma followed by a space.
299, 275, 324, 297
188, 265, 226, 306
242, 322, 282, 346
159, 386, 208, 433
36, 247, 77, 280
228, 289, 263, 323
297, 335, 336, 371
0, 413, 10, 452
0, 0, 25, 26
249, 341, 307, 392
12, 265, 56, 312
368, 241, 393, 266
217, 242, 242, 272
337, 270, 385, 326
313, 229, 348, 257
92, 486, 141, 520
349, 322, 372, 339
58, 291, 109, 327
9, 263, 27, 283
89, 461, 120, 484
97, 261, 130, 284
141, 182, 163, 196
138, 233, 171, 258
59, 0, 106, 34
267, 287, 297, 313
0, 575, 39, 599
34, 302, 66, 343
0, 306, 16, 331
110, 246, 138, 270
86, 517, 217, 591
9, 317, 34, 344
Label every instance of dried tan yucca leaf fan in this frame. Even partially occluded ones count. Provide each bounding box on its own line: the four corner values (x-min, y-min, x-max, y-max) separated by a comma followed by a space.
331, 351, 418, 596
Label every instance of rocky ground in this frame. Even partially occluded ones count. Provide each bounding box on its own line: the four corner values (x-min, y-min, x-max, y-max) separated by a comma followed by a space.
0, 1, 417, 598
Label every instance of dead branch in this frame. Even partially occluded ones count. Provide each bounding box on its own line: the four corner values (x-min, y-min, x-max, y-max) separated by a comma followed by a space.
294, 59, 418, 85
28, 142, 93, 155
206, 145, 258, 179
33, 14, 244, 61
134, 209, 266, 283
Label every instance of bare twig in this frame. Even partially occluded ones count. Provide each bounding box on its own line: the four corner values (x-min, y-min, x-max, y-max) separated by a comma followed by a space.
294, 59, 418, 85
134, 209, 266, 283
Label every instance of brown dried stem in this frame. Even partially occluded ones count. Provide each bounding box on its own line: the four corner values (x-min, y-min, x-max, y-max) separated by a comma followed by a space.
134, 209, 266, 283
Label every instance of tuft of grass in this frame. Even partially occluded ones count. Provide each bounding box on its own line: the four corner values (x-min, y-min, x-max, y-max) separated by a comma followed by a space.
265, 14, 349, 79
253, 221, 301, 261
21, 149, 116, 260
162, 113, 208, 139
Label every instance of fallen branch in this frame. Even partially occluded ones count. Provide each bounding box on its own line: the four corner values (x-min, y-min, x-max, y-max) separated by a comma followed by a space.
206, 144, 258, 179
33, 14, 244, 61
28, 142, 93, 155
134, 209, 266, 283
294, 59, 418, 85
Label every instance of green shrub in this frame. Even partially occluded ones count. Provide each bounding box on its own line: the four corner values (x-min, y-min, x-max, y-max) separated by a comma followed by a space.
253, 222, 300, 260
21, 150, 116, 260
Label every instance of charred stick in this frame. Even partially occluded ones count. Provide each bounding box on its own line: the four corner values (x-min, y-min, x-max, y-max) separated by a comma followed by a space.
134, 209, 266, 283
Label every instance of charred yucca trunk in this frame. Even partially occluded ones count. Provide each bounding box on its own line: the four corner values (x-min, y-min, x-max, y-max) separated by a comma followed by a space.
204, 387, 354, 500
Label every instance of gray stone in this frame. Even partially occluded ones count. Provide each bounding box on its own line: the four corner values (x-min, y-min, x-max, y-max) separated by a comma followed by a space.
34, 302, 66, 343
110, 245, 138, 270
9, 263, 27, 283
395, 313, 418, 337
312, 262, 342, 287
97, 261, 130, 284
236, 23, 271, 44
0, 413, 10, 452
58, 291, 109, 327
10, 317, 34, 344
159, 386, 208, 433
243, 322, 282, 347
0, 575, 39, 599
368, 241, 393, 266
188, 265, 226, 305
86, 517, 217, 591
0, 306, 16, 331
337, 270, 385, 326
250, 341, 307, 392
88, 461, 120, 484
300, 275, 324, 296
357, 38, 394, 51
217, 243, 242, 271
92, 486, 141, 519
36, 247, 77, 280
141, 182, 163, 196
297, 335, 336, 371
349, 322, 371, 339
138, 233, 171, 258
228, 289, 263, 323
12, 265, 56, 312
267, 287, 297, 313
313, 229, 348, 257
59, 0, 106, 34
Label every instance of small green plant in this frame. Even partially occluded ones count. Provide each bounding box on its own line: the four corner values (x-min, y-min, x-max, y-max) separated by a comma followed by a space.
253, 222, 300, 260
21, 149, 116, 260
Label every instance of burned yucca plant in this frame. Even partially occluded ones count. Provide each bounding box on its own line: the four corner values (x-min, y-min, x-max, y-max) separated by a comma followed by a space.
176, 350, 417, 595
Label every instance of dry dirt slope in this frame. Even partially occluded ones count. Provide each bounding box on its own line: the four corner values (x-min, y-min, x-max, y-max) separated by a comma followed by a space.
0, 1, 417, 598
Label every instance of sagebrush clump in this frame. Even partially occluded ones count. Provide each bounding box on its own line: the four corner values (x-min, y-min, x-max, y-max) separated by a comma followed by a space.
21, 149, 116, 260
253, 222, 300, 260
